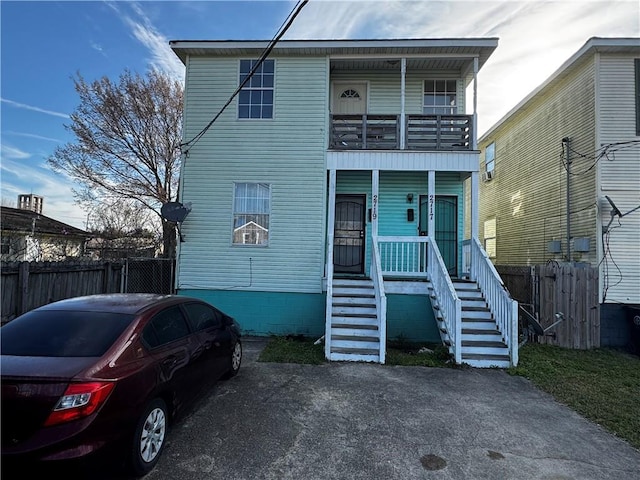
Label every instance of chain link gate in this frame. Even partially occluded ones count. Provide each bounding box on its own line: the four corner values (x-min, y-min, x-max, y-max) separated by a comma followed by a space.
122, 258, 175, 294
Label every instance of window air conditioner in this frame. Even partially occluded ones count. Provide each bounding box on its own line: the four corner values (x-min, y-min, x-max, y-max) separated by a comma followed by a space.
482, 170, 494, 182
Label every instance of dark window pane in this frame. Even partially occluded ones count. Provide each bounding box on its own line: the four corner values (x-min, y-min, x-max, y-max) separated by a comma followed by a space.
251, 105, 262, 118
240, 60, 251, 74
146, 306, 190, 347
183, 303, 221, 331
263, 90, 273, 104
239, 90, 250, 104
251, 90, 262, 104
262, 105, 273, 118
250, 75, 262, 88
239, 105, 249, 118
263, 74, 274, 88
262, 60, 274, 73
0, 310, 135, 357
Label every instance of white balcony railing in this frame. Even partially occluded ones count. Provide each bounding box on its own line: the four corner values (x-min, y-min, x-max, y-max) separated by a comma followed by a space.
377, 236, 428, 277
469, 237, 519, 366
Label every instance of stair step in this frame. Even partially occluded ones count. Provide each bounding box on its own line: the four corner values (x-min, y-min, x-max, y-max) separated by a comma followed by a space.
332, 306, 377, 317
462, 355, 511, 368
331, 316, 378, 327
331, 327, 379, 339
461, 310, 492, 320
329, 352, 380, 362
332, 297, 376, 306
333, 279, 373, 287
331, 339, 380, 350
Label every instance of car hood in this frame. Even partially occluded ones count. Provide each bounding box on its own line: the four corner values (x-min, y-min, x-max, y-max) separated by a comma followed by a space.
1, 355, 98, 380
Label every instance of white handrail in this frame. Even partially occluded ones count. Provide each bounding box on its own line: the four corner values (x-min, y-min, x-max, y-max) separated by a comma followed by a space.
325, 234, 334, 360
377, 236, 429, 277
470, 237, 519, 366
427, 238, 462, 363
371, 237, 387, 363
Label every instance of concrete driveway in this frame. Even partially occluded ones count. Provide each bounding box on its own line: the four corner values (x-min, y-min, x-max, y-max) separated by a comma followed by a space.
10, 337, 640, 479
146, 337, 640, 480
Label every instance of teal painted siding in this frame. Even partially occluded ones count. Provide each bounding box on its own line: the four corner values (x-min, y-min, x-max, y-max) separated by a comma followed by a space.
178, 288, 438, 343
178, 289, 326, 337
387, 294, 440, 343
334, 171, 465, 275
178, 55, 329, 294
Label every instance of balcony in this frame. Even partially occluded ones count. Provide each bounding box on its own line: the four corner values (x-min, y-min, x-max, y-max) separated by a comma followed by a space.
329, 114, 473, 151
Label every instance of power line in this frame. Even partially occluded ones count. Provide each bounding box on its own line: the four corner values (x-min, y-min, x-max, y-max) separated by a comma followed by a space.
180, 0, 309, 154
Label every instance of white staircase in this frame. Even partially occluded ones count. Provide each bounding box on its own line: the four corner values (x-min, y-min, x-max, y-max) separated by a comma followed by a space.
453, 280, 510, 368
328, 278, 381, 362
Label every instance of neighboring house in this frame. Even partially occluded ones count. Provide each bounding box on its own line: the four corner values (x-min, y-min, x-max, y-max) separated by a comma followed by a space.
475, 37, 640, 344
1, 207, 89, 261
171, 38, 519, 367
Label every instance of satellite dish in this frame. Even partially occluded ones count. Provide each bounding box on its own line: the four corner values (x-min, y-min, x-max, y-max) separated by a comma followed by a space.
605, 196, 622, 217
161, 202, 192, 223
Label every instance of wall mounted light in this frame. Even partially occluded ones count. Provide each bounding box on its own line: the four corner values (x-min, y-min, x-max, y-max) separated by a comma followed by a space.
406, 193, 413, 203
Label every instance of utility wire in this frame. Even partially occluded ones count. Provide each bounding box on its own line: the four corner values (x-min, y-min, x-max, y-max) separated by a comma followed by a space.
181, 0, 309, 153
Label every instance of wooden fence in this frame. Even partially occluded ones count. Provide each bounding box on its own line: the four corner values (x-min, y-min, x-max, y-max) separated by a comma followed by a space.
496, 262, 600, 349
1, 258, 175, 324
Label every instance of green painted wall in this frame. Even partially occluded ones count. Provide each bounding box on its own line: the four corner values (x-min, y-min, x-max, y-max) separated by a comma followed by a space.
178, 289, 326, 337
386, 294, 440, 343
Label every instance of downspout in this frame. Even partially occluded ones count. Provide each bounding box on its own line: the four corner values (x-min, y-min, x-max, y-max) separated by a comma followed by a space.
563, 137, 571, 262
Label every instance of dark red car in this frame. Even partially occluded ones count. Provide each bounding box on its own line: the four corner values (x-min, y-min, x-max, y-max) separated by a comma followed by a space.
1, 293, 242, 477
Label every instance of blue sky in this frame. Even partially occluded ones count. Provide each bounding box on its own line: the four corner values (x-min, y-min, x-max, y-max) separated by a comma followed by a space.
1, 0, 638, 229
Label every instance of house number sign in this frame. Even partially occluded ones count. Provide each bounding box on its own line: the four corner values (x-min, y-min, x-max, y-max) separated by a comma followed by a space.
429, 194, 435, 220
372, 194, 378, 220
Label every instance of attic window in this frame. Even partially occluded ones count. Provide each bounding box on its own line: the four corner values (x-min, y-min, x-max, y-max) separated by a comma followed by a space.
340, 89, 361, 99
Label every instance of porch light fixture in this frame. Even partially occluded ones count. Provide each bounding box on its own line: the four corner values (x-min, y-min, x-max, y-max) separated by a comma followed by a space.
406, 193, 413, 203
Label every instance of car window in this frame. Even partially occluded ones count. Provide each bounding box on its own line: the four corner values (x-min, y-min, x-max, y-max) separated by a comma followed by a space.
0, 310, 135, 357
142, 305, 191, 349
183, 303, 222, 332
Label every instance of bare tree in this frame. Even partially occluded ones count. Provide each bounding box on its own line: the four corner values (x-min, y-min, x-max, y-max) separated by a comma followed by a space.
48, 69, 183, 257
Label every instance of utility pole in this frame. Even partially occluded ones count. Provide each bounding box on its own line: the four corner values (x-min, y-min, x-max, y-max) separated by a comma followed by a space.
563, 137, 571, 262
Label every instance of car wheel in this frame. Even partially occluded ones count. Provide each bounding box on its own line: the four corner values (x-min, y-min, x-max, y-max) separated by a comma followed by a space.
129, 398, 168, 477
223, 341, 242, 379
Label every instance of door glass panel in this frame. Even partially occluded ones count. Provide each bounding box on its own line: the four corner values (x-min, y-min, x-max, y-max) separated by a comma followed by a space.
334, 195, 365, 274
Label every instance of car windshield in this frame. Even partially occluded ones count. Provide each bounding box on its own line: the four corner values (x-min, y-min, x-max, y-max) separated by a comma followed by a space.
1, 310, 136, 357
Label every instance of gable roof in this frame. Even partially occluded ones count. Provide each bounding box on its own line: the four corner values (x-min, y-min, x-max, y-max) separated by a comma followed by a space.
1, 207, 89, 238
480, 36, 640, 141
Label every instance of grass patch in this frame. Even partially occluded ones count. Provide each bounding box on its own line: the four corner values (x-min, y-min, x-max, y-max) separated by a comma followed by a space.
508, 343, 640, 450
258, 335, 326, 365
385, 341, 455, 368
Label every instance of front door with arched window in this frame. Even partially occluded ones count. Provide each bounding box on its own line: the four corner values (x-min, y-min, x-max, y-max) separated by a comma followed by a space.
332, 83, 367, 115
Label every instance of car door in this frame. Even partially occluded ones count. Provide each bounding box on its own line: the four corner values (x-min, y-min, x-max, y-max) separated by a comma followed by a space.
181, 302, 232, 382
141, 305, 201, 410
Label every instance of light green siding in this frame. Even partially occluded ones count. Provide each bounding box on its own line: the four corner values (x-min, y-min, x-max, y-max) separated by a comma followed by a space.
178, 55, 329, 294
330, 71, 466, 114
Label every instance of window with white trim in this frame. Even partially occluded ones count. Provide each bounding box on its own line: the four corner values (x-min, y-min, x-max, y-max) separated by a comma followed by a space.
232, 183, 270, 246
485, 142, 495, 174
238, 59, 274, 119
484, 218, 496, 258
423, 80, 457, 115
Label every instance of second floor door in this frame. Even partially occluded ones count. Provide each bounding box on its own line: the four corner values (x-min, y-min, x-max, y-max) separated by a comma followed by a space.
332, 83, 367, 115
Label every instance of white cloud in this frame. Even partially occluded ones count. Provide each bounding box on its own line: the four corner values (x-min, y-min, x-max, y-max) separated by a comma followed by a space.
113, 2, 185, 81
1, 98, 70, 119
4, 131, 63, 143
1, 144, 31, 160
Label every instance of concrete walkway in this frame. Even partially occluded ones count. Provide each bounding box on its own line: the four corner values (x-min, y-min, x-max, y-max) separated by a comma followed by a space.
149, 337, 640, 480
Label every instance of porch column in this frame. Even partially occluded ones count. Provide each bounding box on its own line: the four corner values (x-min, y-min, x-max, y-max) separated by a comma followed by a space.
472, 57, 479, 150
471, 171, 479, 239
400, 58, 406, 150
327, 169, 337, 274
427, 170, 435, 237
372, 170, 379, 237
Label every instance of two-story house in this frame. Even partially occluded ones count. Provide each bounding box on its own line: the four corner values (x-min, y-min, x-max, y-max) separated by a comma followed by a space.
170, 38, 519, 367
475, 37, 640, 348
